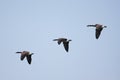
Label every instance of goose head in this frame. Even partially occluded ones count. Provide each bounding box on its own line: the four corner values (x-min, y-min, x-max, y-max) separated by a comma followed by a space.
103, 26, 107, 28
68, 39, 72, 42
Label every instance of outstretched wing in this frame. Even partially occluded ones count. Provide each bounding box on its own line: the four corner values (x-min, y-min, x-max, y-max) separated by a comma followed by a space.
16, 52, 22, 53
53, 38, 67, 45
26, 55, 32, 64
63, 42, 69, 52
58, 39, 63, 45
87, 25, 96, 27
21, 54, 26, 60
95, 28, 103, 39
53, 39, 62, 45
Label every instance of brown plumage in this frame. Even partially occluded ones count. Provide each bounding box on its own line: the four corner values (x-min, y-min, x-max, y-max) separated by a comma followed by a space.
53, 38, 72, 52
16, 51, 34, 64
87, 24, 107, 39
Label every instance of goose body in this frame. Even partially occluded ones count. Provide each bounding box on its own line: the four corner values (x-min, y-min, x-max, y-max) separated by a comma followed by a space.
87, 24, 107, 39
16, 51, 34, 64
53, 38, 72, 52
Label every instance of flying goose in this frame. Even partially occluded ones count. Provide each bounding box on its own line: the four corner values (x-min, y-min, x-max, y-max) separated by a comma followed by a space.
16, 51, 34, 64
87, 24, 107, 39
53, 38, 72, 52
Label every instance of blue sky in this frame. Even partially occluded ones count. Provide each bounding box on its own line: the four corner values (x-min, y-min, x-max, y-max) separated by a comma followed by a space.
0, 0, 120, 80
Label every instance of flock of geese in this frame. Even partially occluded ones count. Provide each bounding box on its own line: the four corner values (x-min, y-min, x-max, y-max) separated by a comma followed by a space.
16, 24, 107, 64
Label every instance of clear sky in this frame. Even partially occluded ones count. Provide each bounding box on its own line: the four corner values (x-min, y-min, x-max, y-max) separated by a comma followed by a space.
0, 0, 120, 80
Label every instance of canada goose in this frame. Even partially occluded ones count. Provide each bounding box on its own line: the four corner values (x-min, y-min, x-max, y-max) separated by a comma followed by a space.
53, 38, 72, 52
87, 24, 107, 39
16, 51, 34, 64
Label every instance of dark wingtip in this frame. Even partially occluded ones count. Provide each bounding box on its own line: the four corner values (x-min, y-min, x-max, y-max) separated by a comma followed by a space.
16, 52, 22, 53
87, 25, 92, 27
87, 25, 89, 27
66, 50, 68, 52
87, 25, 96, 27
53, 39, 57, 41
27, 62, 31, 65
64, 49, 68, 52
96, 37, 99, 39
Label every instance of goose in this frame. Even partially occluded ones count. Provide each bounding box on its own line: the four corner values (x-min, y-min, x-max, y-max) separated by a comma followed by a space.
53, 38, 72, 52
87, 24, 107, 39
16, 51, 34, 64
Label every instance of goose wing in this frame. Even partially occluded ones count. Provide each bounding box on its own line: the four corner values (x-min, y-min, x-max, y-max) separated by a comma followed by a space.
21, 54, 26, 60
53, 38, 67, 45
16, 52, 22, 53
95, 28, 103, 39
87, 25, 96, 27
63, 42, 69, 52
58, 39, 63, 45
26, 55, 32, 64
